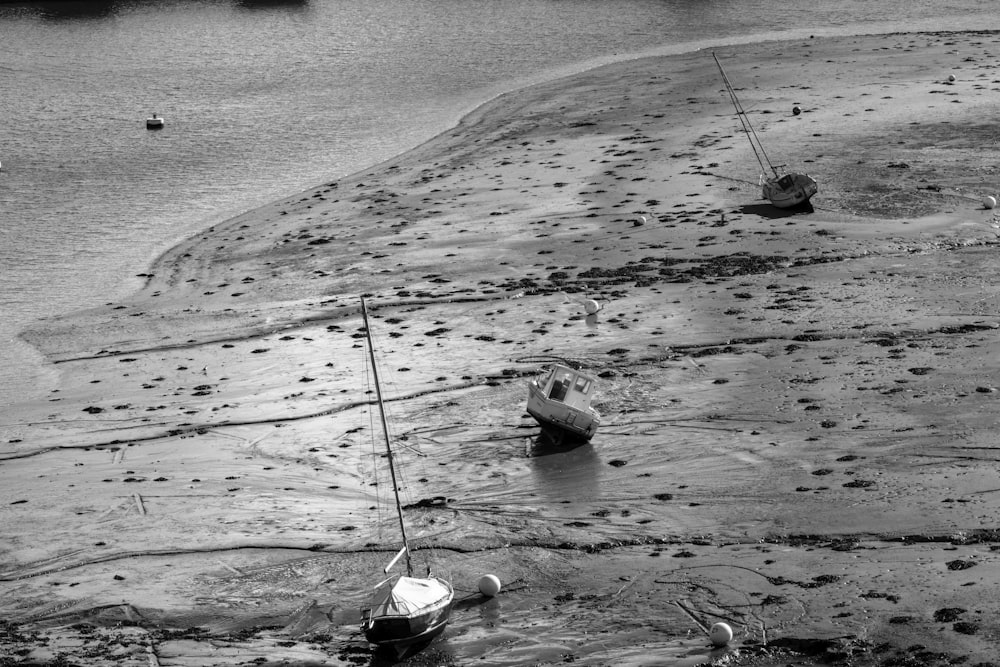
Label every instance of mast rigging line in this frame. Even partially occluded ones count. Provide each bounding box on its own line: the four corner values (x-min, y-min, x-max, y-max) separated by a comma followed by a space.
361, 296, 414, 577
713, 52, 778, 179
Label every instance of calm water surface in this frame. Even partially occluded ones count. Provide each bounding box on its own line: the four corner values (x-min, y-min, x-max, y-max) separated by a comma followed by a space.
0, 0, 993, 407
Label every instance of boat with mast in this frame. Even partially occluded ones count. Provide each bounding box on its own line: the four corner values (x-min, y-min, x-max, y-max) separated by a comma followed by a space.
713, 52, 817, 209
358, 296, 454, 656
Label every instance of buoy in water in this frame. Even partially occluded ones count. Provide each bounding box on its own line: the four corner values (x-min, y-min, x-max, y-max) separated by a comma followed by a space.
984, 196, 997, 210
709, 622, 733, 646
948, 74, 956, 82
792, 105, 801, 115
583, 299, 601, 315
478, 574, 502, 597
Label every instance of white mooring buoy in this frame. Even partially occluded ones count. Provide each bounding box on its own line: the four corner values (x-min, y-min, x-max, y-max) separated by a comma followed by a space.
709, 622, 733, 647
478, 574, 502, 597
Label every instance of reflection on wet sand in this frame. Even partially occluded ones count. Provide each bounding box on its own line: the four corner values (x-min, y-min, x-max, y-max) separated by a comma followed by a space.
528, 440, 600, 507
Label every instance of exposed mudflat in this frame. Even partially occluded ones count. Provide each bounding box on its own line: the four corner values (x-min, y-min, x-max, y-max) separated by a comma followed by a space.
4, 32, 1000, 667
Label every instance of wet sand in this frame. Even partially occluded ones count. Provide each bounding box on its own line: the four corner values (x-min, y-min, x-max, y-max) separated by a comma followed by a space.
4, 31, 1000, 666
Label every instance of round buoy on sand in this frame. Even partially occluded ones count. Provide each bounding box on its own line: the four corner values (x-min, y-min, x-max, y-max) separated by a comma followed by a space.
709, 622, 733, 647
583, 299, 601, 315
984, 196, 996, 210
478, 574, 501, 597
948, 74, 956, 82
792, 105, 801, 115
634, 215, 646, 227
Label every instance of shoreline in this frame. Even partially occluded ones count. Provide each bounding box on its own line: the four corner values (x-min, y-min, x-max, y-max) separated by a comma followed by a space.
13, 27, 994, 363
4, 30, 1000, 666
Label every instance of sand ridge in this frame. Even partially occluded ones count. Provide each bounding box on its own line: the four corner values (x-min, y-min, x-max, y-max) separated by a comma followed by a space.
4, 31, 1000, 666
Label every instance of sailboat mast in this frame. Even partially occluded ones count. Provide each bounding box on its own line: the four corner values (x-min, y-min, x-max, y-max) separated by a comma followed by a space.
712, 52, 779, 178
360, 296, 413, 577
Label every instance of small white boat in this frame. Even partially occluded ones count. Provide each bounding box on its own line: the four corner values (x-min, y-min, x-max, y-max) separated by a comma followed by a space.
526, 364, 601, 444
358, 297, 454, 657
714, 52, 817, 209
362, 570, 453, 656
146, 114, 164, 129
762, 172, 817, 209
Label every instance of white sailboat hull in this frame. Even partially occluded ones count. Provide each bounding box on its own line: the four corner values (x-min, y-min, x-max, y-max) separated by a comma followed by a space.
361, 575, 454, 654
763, 172, 817, 209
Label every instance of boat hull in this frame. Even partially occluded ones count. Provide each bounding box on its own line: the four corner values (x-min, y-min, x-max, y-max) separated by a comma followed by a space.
361, 575, 454, 655
526, 383, 599, 443
763, 172, 817, 208
363, 605, 451, 653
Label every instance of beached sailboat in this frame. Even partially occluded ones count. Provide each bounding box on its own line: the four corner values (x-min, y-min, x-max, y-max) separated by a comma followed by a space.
358, 297, 454, 656
526, 364, 601, 444
713, 52, 817, 209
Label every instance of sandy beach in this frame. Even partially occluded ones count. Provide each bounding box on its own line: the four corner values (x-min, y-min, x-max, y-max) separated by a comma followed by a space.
4, 31, 1000, 666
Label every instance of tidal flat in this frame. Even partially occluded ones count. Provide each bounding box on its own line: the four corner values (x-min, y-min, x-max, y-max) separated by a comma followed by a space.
4, 32, 1000, 666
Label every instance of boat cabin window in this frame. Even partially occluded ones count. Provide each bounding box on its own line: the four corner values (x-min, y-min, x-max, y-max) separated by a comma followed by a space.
573, 377, 591, 394
548, 372, 572, 402
778, 174, 794, 190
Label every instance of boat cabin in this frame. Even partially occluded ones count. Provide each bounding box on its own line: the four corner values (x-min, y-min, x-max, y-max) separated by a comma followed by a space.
540, 366, 595, 412
526, 363, 601, 443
